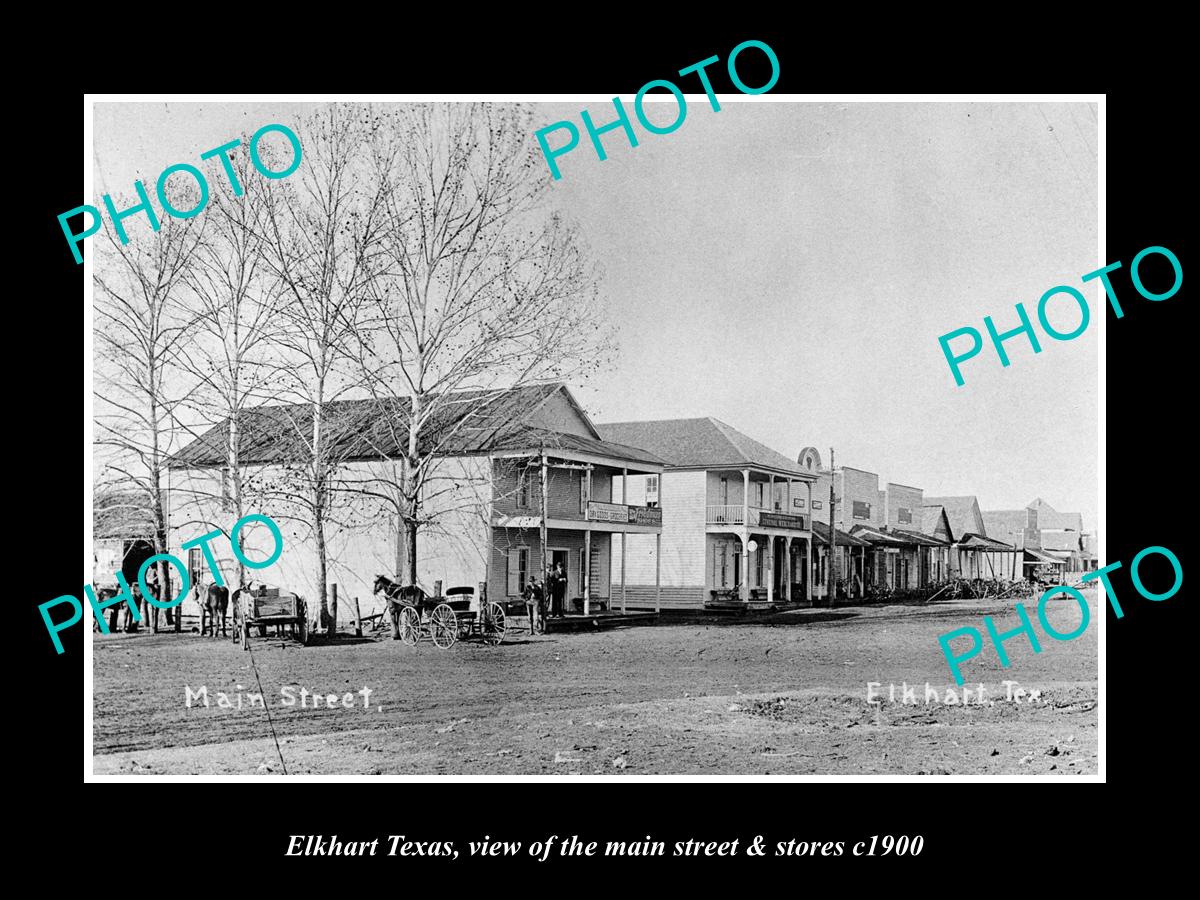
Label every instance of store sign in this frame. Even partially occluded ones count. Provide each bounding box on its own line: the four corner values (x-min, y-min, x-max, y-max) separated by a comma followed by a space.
760, 512, 806, 530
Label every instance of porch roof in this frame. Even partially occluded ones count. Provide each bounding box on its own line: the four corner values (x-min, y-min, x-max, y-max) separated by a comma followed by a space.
891, 527, 949, 547
811, 521, 870, 547
848, 525, 917, 548
492, 429, 665, 472
957, 532, 1016, 551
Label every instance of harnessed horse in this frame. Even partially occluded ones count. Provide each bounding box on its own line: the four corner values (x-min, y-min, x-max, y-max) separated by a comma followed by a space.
373, 575, 433, 640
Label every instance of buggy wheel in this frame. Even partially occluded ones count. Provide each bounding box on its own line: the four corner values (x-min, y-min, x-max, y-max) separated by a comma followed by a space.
430, 603, 458, 649
399, 606, 421, 645
481, 602, 506, 646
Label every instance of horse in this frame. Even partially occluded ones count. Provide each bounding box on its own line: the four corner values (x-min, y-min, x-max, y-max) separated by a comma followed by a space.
201, 584, 230, 637
374, 575, 429, 640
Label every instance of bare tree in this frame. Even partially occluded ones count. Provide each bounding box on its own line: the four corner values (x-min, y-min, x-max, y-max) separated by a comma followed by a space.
254, 105, 388, 619
174, 145, 284, 588
94, 201, 205, 631
354, 103, 611, 586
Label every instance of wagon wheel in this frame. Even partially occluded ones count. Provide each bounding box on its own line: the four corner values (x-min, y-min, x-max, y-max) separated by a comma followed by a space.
399, 606, 421, 646
430, 603, 458, 649
481, 602, 506, 646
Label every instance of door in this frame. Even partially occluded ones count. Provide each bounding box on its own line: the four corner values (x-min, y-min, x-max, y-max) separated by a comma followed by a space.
549, 548, 571, 608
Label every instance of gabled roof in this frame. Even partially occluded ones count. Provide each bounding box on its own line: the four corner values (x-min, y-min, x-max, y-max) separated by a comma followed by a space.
921, 505, 953, 540
923, 496, 985, 541
170, 383, 661, 470
982, 510, 1028, 540
1026, 497, 1084, 532
596, 418, 808, 476
811, 521, 870, 547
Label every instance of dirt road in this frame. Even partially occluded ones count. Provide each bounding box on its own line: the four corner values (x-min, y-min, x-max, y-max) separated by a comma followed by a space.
92, 593, 1098, 775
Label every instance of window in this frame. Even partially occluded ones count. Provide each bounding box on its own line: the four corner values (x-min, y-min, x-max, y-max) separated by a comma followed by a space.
506, 548, 529, 596
579, 474, 587, 514
852, 500, 871, 520
754, 482, 765, 508
897, 507, 912, 524
188, 548, 204, 584
516, 469, 530, 509
646, 475, 659, 508
719, 476, 729, 506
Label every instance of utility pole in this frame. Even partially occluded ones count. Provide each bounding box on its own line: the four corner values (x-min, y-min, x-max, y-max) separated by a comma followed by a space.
828, 447, 836, 609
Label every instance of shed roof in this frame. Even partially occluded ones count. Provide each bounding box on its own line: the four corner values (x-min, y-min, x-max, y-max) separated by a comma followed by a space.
957, 532, 1015, 551
811, 521, 871, 547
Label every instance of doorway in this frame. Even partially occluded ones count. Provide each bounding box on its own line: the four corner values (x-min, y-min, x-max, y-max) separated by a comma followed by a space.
547, 547, 571, 612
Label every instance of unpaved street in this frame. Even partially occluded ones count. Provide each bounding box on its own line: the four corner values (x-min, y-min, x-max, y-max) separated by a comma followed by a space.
92, 593, 1098, 775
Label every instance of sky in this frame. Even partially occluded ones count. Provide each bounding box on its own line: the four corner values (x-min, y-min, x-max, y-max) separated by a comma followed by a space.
93, 99, 1099, 530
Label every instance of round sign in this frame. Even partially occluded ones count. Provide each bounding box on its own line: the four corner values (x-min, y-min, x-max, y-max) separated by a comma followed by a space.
746, 540, 758, 552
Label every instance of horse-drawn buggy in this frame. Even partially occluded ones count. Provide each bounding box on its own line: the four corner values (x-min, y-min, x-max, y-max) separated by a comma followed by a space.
231, 583, 309, 649
374, 577, 506, 649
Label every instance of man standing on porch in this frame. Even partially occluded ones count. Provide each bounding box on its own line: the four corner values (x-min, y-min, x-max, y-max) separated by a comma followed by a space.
550, 562, 568, 618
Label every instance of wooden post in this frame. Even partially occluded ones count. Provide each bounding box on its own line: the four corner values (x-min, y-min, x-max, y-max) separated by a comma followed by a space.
583, 530, 591, 616
621, 531, 627, 614
741, 469, 750, 602
828, 448, 836, 608
539, 453, 549, 599
353, 595, 363, 637
655, 532, 661, 613
330, 583, 338, 636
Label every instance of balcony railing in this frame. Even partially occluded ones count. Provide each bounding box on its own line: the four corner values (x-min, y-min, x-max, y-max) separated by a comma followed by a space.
706, 505, 808, 530
586, 500, 662, 527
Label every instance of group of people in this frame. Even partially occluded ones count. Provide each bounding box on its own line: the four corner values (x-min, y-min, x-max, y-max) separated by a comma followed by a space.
521, 561, 569, 635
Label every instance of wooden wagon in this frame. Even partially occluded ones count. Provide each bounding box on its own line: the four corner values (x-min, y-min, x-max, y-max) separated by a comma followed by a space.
394, 585, 506, 649
232, 585, 309, 649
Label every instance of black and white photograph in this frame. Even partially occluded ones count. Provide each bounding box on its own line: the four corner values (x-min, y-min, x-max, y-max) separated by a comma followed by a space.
85, 94, 1101, 778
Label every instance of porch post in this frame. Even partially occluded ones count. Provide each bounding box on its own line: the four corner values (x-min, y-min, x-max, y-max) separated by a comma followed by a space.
583, 528, 591, 616
621, 531, 627, 614
766, 534, 775, 606
784, 539, 791, 602
805, 537, 813, 605
584, 466, 593, 616
655, 532, 661, 613
539, 453, 549, 586
741, 469, 750, 602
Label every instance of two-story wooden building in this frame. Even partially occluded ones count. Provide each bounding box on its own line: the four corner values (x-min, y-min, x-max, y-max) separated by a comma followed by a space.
167, 383, 665, 617
596, 418, 817, 611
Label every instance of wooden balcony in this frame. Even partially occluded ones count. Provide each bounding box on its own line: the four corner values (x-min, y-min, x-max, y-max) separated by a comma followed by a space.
706, 505, 808, 530
585, 500, 662, 528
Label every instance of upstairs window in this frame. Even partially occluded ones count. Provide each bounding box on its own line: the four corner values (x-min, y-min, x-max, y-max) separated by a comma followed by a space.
646, 475, 659, 508
516, 469, 530, 509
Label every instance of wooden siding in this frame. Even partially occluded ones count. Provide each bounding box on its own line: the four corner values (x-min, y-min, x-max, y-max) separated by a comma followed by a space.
612, 469, 706, 587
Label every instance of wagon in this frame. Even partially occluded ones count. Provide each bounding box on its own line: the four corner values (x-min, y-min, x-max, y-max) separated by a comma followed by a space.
394, 584, 506, 649
232, 584, 309, 649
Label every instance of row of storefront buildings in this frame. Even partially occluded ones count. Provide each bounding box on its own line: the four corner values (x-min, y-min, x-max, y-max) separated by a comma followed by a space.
159, 383, 1098, 615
